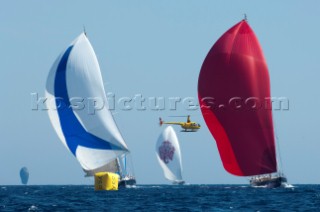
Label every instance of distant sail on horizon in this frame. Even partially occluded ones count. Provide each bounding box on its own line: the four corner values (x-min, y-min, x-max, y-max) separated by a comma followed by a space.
20, 167, 29, 185
45, 33, 131, 177
156, 126, 184, 184
198, 20, 277, 177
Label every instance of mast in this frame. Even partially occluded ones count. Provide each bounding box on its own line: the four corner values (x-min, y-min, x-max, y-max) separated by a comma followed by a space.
116, 158, 122, 177
243, 13, 247, 21
83, 25, 87, 36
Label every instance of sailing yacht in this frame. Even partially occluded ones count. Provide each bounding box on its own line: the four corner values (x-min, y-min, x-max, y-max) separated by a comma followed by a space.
45, 33, 136, 186
198, 19, 287, 188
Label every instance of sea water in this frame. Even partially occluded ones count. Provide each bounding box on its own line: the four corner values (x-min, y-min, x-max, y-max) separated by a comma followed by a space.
1, 185, 319, 211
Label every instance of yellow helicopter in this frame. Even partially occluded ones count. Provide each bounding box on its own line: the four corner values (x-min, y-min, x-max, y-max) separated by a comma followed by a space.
159, 115, 201, 132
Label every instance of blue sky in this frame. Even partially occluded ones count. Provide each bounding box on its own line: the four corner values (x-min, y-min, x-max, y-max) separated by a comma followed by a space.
1, 1, 319, 185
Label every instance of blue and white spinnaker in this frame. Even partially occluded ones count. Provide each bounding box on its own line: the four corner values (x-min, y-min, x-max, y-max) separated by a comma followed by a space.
45, 33, 129, 175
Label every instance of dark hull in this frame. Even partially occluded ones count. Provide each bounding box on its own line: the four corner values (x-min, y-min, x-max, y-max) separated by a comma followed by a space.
118, 179, 136, 187
250, 176, 287, 188
172, 180, 185, 185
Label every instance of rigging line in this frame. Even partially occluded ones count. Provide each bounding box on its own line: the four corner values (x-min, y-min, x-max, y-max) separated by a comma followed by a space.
273, 112, 284, 174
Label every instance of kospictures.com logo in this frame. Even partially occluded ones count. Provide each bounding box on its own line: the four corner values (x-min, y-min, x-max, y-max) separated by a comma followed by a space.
31, 92, 289, 114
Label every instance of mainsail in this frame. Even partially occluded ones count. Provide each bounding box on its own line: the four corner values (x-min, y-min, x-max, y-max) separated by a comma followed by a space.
198, 20, 277, 176
156, 126, 184, 183
46, 33, 129, 175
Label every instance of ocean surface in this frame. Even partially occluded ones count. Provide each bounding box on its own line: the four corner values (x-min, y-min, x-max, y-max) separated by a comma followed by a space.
1, 184, 320, 211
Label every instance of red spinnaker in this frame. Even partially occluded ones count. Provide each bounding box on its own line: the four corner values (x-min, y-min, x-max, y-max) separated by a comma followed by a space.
198, 20, 277, 176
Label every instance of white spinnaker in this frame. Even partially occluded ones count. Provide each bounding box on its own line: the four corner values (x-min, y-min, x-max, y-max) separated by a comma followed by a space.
45, 33, 129, 173
156, 126, 183, 183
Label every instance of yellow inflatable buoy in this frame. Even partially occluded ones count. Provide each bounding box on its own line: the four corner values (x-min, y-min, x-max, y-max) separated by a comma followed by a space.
94, 172, 119, 191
